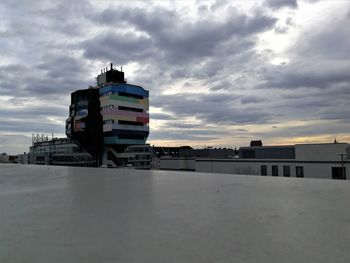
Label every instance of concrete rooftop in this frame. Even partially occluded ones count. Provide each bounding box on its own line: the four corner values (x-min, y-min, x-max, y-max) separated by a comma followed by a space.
1, 164, 350, 262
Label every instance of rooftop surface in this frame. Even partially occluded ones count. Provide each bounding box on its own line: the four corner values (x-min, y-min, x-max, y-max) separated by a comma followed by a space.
1, 164, 350, 262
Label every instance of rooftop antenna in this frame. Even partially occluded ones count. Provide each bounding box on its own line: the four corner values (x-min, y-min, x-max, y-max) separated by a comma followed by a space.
121, 66, 123, 72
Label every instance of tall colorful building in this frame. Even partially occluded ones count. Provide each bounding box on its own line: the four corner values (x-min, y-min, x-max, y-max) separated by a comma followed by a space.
66, 64, 149, 167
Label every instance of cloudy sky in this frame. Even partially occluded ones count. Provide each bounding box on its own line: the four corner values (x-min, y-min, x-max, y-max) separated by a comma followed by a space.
1, 0, 350, 154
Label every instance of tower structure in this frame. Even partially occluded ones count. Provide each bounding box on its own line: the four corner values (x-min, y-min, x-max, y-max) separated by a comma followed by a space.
66, 88, 103, 165
66, 63, 149, 167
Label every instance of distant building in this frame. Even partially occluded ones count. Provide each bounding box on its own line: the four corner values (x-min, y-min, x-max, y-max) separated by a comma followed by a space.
66, 63, 149, 167
0, 153, 9, 163
152, 146, 192, 158
150, 146, 234, 159
181, 147, 234, 158
239, 145, 295, 159
66, 88, 103, 164
17, 152, 29, 164
159, 143, 350, 180
29, 137, 94, 166
250, 140, 263, 147
116, 144, 154, 169
110, 145, 234, 170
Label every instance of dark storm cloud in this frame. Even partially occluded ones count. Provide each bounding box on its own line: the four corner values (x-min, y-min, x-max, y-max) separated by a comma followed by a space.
160, 122, 204, 129
0, 119, 63, 134
82, 32, 154, 64
318, 106, 350, 122
263, 7, 350, 93
152, 93, 271, 125
87, 6, 276, 64
150, 113, 175, 120
264, 6, 350, 125
79, 3, 278, 140
298, 23, 350, 60
0, 106, 66, 120
240, 96, 266, 104
0, 55, 90, 97
265, 0, 298, 9
149, 122, 264, 143
209, 80, 235, 91
266, 121, 350, 139
0, 104, 66, 138
0, 0, 94, 44
0, 0, 91, 155
280, 85, 350, 109
262, 63, 350, 90
149, 129, 228, 141
37, 55, 85, 77
36, 0, 94, 37
258, 74, 350, 125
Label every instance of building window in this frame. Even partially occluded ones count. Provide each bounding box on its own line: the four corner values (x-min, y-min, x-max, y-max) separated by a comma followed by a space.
261, 165, 267, 176
332, 167, 346, 180
296, 166, 304, 178
283, 166, 290, 177
103, 120, 114, 125
272, 165, 278, 176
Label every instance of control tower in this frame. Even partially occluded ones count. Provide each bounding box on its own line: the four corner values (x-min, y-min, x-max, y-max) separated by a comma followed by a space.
66, 64, 149, 167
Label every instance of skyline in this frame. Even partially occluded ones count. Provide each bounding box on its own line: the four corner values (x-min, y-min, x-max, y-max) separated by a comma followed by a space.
1, 0, 350, 154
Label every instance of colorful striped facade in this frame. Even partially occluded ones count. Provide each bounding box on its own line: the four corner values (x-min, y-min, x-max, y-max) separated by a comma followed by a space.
99, 83, 149, 145
66, 64, 150, 167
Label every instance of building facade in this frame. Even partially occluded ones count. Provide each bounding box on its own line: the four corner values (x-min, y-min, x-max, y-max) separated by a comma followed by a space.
29, 137, 94, 166
66, 88, 103, 164
159, 143, 350, 180
66, 64, 149, 167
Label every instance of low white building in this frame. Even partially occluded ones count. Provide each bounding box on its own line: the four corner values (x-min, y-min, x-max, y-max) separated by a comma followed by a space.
114, 144, 153, 169
159, 143, 350, 180
29, 137, 94, 166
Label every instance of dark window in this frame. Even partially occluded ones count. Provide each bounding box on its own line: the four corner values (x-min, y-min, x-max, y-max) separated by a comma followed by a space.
119, 120, 144, 126
332, 167, 346, 180
118, 92, 143, 99
296, 166, 304, 178
261, 165, 267, 176
272, 165, 278, 176
119, 134, 145, 140
283, 166, 290, 177
36, 156, 45, 162
118, 106, 143, 112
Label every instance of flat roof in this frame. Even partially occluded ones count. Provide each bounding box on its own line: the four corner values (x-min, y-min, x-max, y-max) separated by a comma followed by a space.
1, 164, 350, 262
240, 143, 350, 149
239, 145, 295, 150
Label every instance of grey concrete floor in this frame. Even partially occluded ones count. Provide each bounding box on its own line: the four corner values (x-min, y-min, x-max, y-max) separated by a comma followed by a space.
0, 164, 350, 263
